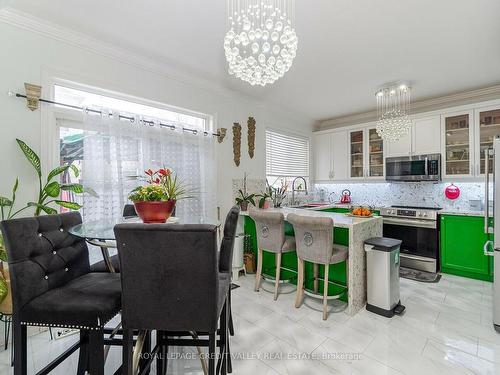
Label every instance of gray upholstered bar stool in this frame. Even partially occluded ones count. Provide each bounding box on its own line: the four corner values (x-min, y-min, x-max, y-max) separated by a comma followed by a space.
287, 213, 348, 320
249, 208, 296, 300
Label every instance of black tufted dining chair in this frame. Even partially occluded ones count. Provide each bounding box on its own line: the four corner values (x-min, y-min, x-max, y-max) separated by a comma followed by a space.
0, 212, 122, 375
115, 206, 240, 375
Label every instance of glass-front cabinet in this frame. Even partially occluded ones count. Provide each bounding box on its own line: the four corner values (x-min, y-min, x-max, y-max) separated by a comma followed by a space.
478, 108, 500, 175
443, 113, 472, 177
368, 128, 384, 177
350, 130, 364, 178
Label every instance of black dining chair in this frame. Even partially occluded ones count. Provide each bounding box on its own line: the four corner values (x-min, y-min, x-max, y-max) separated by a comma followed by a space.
0, 212, 122, 375
114, 206, 239, 375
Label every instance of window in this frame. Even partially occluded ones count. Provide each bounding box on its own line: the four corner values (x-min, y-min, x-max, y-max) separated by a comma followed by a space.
266, 129, 310, 187
53, 84, 216, 222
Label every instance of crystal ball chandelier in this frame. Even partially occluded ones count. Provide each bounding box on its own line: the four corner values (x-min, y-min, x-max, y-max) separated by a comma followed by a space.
224, 0, 298, 86
375, 84, 412, 141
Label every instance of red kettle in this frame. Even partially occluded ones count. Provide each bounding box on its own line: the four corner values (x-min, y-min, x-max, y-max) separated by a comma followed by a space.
340, 189, 352, 204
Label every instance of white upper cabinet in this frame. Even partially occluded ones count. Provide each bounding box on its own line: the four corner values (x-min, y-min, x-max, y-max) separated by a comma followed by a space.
385, 115, 441, 157
313, 131, 348, 181
313, 133, 331, 181
385, 131, 412, 157
331, 131, 348, 181
413, 116, 441, 154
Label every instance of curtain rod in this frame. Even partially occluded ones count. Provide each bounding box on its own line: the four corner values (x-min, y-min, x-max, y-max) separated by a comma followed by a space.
12, 93, 220, 137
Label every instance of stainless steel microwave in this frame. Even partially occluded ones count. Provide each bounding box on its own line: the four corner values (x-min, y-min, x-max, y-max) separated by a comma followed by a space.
385, 154, 441, 182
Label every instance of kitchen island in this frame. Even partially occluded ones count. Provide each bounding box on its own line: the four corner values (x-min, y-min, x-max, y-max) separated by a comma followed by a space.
241, 207, 383, 316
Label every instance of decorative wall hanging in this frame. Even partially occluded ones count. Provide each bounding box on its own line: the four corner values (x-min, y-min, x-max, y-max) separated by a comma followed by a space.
217, 128, 227, 143
24, 83, 42, 111
247, 117, 256, 158
233, 122, 242, 166
444, 183, 460, 200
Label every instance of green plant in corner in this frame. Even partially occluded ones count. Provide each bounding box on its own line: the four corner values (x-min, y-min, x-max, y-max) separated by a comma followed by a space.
16, 139, 92, 215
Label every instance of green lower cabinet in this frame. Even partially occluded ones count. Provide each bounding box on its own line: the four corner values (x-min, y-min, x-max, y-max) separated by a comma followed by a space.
440, 215, 493, 282
244, 216, 349, 301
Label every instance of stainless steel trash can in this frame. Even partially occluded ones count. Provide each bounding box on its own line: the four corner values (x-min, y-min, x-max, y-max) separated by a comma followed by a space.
364, 237, 405, 318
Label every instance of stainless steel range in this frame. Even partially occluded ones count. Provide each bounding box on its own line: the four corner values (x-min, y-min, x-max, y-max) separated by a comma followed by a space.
380, 205, 442, 273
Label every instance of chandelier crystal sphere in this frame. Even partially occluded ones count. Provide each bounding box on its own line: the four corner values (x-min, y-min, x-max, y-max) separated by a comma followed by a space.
224, 0, 298, 86
375, 85, 412, 142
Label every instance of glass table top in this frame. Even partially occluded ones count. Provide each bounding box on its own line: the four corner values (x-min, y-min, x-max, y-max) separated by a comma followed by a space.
69, 216, 220, 241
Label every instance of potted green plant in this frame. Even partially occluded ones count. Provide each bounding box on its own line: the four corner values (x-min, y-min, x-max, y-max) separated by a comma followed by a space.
235, 172, 255, 211
0, 139, 91, 310
129, 168, 190, 223
271, 179, 288, 208
257, 183, 273, 209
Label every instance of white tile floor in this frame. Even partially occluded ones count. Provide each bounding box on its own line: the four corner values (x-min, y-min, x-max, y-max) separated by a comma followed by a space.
0, 273, 499, 374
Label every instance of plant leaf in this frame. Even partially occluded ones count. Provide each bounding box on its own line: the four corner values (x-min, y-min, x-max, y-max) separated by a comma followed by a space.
44, 181, 61, 197
27, 202, 58, 215
69, 164, 80, 178
47, 165, 70, 182
60, 183, 84, 194
55, 200, 82, 210
0, 197, 13, 207
16, 139, 41, 177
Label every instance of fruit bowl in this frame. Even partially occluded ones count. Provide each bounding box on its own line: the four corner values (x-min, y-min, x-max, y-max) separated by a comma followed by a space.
348, 205, 374, 217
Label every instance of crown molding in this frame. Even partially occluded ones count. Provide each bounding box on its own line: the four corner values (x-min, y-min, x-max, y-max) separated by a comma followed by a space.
317, 84, 500, 130
0, 6, 313, 126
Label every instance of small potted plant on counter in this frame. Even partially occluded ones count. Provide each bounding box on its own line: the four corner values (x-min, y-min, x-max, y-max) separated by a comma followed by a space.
235, 172, 255, 211
271, 179, 288, 208
129, 168, 190, 223
257, 183, 273, 209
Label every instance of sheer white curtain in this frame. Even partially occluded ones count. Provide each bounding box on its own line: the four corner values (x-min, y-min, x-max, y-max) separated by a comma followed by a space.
81, 110, 217, 222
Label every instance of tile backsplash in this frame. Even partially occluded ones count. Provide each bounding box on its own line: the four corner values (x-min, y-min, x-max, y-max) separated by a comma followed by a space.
314, 182, 489, 211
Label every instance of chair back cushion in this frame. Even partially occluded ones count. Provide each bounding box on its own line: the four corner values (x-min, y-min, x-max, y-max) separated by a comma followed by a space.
122, 204, 138, 218
114, 223, 220, 332
0, 212, 90, 313
287, 213, 333, 264
248, 208, 285, 253
219, 206, 240, 272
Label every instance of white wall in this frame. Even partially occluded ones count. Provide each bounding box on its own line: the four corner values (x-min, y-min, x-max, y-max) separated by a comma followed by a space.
0, 21, 313, 218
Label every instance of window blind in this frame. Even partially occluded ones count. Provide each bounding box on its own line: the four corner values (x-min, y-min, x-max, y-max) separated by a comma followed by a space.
266, 129, 310, 177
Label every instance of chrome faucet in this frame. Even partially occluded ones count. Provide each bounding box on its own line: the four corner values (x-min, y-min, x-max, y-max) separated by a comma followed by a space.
291, 177, 308, 206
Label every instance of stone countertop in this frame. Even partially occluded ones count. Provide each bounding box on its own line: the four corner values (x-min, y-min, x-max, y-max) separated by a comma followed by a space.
240, 206, 382, 229
439, 209, 485, 217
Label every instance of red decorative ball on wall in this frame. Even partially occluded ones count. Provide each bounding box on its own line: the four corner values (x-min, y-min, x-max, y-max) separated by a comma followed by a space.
444, 184, 460, 200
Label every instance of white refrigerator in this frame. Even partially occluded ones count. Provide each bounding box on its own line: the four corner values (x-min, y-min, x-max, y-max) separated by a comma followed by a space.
487, 137, 500, 332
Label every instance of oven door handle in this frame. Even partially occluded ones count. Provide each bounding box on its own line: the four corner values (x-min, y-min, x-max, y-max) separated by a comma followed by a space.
382, 217, 437, 229
399, 254, 436, 263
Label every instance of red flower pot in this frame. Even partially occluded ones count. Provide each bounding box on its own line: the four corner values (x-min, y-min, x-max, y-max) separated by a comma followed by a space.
134, 200, 176, 224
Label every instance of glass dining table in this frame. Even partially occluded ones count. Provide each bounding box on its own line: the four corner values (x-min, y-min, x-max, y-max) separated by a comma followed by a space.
69, 215, 221, 273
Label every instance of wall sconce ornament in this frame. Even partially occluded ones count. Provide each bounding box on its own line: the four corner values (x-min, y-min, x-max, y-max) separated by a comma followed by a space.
217, 128, 227, 143
24, 82, 42, 111
233, 122, 242, 166
247, 117, 256, 159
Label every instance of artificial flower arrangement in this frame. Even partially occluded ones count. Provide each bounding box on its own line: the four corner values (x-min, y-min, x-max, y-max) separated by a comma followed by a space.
129, 168, 190, 223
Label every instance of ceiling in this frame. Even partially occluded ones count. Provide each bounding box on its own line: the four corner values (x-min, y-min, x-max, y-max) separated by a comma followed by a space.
4, 0, 500, 122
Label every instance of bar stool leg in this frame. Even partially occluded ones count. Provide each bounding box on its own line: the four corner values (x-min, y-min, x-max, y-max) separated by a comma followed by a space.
295, 258, 305, 308
313, 264, 319, 293
254, 248, 263, 292
323, 264, 330, 321
274, 252, 282, 300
